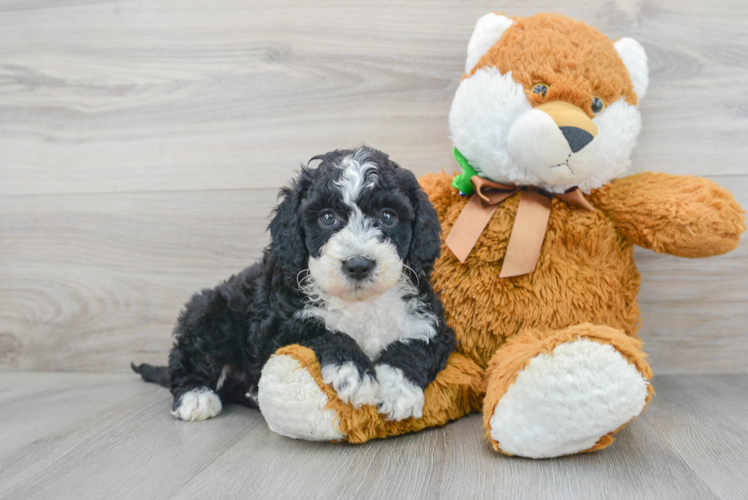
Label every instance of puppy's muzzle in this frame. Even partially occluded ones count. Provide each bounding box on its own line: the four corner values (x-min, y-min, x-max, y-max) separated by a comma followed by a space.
535, 101, 598, 153
342, 256, 375, 281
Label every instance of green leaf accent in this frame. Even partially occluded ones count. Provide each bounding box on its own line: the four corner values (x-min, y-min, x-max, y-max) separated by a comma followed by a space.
451, 148, 478, 195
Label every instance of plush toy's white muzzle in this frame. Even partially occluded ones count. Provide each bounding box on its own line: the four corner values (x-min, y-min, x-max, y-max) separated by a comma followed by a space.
507, 101, 600, 187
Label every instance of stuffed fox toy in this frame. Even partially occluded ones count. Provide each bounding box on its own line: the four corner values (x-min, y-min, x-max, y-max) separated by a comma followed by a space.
256, 12, 745, 458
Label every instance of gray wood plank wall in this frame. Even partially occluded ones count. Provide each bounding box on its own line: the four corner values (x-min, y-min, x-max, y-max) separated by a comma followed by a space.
1, 0, 746, 373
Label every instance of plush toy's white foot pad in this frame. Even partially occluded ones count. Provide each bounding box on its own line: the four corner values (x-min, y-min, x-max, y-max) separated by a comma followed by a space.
258, 354, 345, 441
489, 339, 648, 459
172, 388, 222, 421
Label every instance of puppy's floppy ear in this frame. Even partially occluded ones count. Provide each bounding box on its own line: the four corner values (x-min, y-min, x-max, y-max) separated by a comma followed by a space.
269, 167, 315, 281
395, 166, 442, 279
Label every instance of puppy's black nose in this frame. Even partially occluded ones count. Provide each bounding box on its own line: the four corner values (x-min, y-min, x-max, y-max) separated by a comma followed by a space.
343, 257, 375, 281
560, 126, 595, 153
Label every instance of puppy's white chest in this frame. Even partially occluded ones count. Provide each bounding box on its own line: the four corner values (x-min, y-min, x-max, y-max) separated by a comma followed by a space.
300, 284, 436, 359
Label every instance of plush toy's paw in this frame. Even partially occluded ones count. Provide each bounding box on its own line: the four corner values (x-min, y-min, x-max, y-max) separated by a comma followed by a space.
171, 388, 222, 421
258, 353, 345, 441
375, 364, 425, 421
321, 362, 379, 408
487, 336, 650, 458
259, 346, 485, 443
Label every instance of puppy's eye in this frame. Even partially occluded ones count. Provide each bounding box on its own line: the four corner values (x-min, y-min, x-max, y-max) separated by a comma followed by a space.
591, 96, 605, 114
380, 210, 397, 227
319, 210, 338, 227
532, 83, 548, 98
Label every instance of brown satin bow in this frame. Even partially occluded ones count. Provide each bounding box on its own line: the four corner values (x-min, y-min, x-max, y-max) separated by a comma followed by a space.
445, 176, 595, 278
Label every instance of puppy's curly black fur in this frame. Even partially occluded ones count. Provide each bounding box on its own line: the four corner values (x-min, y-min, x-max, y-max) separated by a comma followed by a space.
133, 146, 454, 420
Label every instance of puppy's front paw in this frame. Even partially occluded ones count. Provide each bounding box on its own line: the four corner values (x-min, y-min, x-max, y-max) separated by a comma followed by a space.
375, 365, 424, 421
171, 388, 222, 421
321, 362, 379, 408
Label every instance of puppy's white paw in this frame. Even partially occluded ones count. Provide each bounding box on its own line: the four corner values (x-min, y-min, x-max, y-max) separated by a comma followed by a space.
171, 388, 222, 421
321, 361, 379, 408
375, 364, 424, 421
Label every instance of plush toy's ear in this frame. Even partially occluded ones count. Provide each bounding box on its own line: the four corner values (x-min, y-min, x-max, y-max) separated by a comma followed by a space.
465, 13, 515, 74
614, 37, 649, 101
395, 167, 442, 279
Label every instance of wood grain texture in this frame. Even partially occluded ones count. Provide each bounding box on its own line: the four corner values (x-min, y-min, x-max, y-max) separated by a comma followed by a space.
640, 375, 748, 500
0, 189, 279, 371
1, 372, 746, 500
0, 0, 746, 373
1, 179, 745, 373
1, 0, 747, 197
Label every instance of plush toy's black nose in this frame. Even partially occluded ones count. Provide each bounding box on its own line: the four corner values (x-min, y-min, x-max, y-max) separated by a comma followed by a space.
343, 257, 375, 281
560, 126, 595, 153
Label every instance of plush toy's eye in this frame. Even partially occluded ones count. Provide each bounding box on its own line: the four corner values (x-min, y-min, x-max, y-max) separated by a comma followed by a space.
319, 210, 338, 227
532, 83, 548, 98
591, 96, 605, 114
380, 209, 398, 227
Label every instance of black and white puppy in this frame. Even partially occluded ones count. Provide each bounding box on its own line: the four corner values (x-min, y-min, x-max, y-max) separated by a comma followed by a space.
133, 146, 455, 423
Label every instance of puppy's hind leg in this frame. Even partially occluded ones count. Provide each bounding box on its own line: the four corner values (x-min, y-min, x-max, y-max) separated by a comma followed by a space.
167, 334, 227, 422
169, 353, 223, 422
167, 271, 257, 421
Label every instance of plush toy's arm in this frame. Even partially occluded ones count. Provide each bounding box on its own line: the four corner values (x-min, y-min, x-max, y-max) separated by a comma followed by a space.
591, 172, 745, 257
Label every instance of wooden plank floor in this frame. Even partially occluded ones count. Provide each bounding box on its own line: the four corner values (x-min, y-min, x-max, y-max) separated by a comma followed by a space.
1, 372, 746, 500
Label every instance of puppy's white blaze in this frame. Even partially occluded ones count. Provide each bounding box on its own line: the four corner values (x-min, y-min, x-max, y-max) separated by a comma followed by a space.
171, 388, 222, 422
375, 364, 425, 421
304, 146, 436, 359
321, 361, 379, 407
450, 67, 642, 193
335, 149, 379, 207
308, 210, 402, 302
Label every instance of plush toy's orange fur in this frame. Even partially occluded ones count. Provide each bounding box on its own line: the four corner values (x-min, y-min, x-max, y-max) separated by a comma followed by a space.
275, 345, 485, 443
429, 167, 743, 451
471, 13, 638, 112
269, 13, 745, 454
